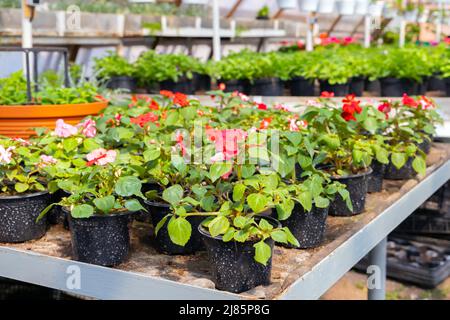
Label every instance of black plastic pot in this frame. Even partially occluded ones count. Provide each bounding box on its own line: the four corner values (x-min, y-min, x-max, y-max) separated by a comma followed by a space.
193, 73, 211, 92
380, 77, 403, 97
418, 136, 432, 155
144, 201, 205, 255
416, 78, 429, 95
48, 190, 70, 228
290, 76, 315, 96
445, 78, 450, 97
384, 157, 416, 180
223, 79, 250, 95
66, 208, 134, 267
160, 76, 194, 94
278, 204, 328, 249
319, 80, 349, 97
401, 78, 418, 96
365, 79, 380, 94
106, 76, 137, 92
329, 168, 372, 217
0, 191, 50, 243
349, 77, 365, 96
367, 161, 386, 193
427, 75, 446, 92
199, 216, 279, 293
251, 78, 283, 96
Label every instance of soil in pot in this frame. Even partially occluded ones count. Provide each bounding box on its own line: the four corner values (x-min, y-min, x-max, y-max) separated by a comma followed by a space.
106, 76, 137, 92
144, 201, 205, 255
0, 191, 50, 243
380, 77, 403, 97
384, 157, 416, 180
199, 216, 278, 293
367, 161, 386, 193
278, 204, 328, 249
319, 80, 349, 96
329, 168, 372, 216
66, 208, 134, 267
349, 77, 365, 96
251, 78, 284, 96
290, 76, 315, 96
160, 76, 194, 94
223, 79, 250, 95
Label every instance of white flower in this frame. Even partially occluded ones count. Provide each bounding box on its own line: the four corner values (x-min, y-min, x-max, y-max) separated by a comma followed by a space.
0, 145, 15, 164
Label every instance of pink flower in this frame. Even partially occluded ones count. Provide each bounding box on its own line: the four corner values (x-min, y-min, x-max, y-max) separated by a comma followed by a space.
239, 93, 249, 102
289, 117, 299, 132
0, 145, 15, 164
273, 104, 289, 112
12, 138, 31, 146
418, 96, 435, 109
206, 129, 247, 161
78, 119, 97, 138
40, 155, 57, 167
86, 148, 117, 166
54, 119, 78, 138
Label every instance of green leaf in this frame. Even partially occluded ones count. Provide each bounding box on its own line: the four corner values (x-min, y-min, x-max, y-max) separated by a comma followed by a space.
115, 176, 142, 197
298, 190, 313, 212
222, 228, 236, 242
71, 204, 94, 218
376, 148, 389, 165
259, 218, 273, 232
36, 203, 57, 222
253, 241, 272, 266
200, 195, 216, 211
391, 153, 407, 169
284, 132, 302, 146
363, 118, 377, 133
271, 230, 288, 244
63, 137, 79, 153
275, 199, 295, 221
232, 183, 246, 202
412, 157, 426, 175
162, 184, 184, 205
233, 216, 248, 228
167, 216, 192, 246
338, 189, 353, 212
234, 229, 250, 242
93, 195, 115, 213
83, 138, 101, 152
14, 183, 29, 193
208, 216, 230, 237
283, 227, 300, 247
143, 148, 161, 162
154, 214, 170, 235
247, 193, 269, 213
209, 163, 233, 182
241, 165, 256, 178
124, 199, 146, 212
314, 196, 330, 208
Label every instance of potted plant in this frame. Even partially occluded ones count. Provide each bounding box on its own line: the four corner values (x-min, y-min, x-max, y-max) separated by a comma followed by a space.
285, 52, 316, 96
256, 5, 270, 20
38, 157, 146, 267
93, 52, 137, 92
0, 71, 108, 138
0, 138, 51, 243
313, 52, 353, 96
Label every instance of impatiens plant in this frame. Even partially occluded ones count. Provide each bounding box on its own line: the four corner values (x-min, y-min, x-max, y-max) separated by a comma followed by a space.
93, 52, 136, 79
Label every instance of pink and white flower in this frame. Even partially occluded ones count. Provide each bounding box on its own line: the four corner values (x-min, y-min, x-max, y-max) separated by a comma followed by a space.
78, 119, 97, 138
40, 155, 57, 167
0, 145, 15, 164
86, 148, 117, 166
54, 119, 78, 138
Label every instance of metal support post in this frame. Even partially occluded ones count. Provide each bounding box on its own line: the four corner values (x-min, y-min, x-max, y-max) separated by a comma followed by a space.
367, 237, 387, 300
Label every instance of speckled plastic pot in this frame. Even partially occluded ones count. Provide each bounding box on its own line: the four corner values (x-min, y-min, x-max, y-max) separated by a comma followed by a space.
48, 190, 70, 228
144, 201, 205, 255
0, 191, 50, 243
384, 157, 417, 180
66, 208, 134, 267
367, 161, 386, 193
199, 216, 279, 293
279, 204, 328, 249
418, 136, 432, 155
330, 168, 372, 216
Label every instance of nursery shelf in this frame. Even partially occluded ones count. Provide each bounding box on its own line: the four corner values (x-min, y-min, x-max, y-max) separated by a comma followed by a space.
1, 144, 450, 300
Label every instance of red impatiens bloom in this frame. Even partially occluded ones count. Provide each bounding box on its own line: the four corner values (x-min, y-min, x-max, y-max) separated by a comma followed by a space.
130, 112, 159, 128
206, 128, 248, 161
149, 99, 160, 110
418, 96, 434, 109
341, 111, 357, 122
219, 83, 226, 91
259, 117, 272, 130
160, 90, 175, 98
321, 91, 335, 98
402, 94, 418, 108
378, 101, 392, 119
341, 95, 362, 122
173, 92, 190, 107
257, 103, 268, 110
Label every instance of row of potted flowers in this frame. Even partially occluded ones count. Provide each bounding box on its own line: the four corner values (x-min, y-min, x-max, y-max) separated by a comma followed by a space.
94, 44, 450, 97
0, 89, 442, 293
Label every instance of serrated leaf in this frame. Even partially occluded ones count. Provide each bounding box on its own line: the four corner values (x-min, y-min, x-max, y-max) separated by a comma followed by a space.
247, 193, 269, 213
208, 216, 230, 237
412, 157, 426, 175
124, 199, 146, 212
253, 241, 272, 266
162, 184, 184, 206
93, 195, 115, 213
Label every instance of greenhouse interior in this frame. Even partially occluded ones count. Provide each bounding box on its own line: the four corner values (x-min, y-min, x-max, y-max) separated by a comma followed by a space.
0, 0, 450, 304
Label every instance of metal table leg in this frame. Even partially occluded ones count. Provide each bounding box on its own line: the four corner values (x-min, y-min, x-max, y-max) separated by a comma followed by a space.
367, 237, 387, 300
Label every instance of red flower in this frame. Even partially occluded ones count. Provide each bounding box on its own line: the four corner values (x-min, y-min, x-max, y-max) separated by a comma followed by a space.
402, 94, 418, 108
219, 83, 226, 91
418, 96, 434, 109
130, 112, 158, 128
95, 95, 109, 103
257, 103, 268, 110
259, 117, 272, 130
175, 132, 187, 156
342, 94, 362, 114
173, 92, 189, 107
321, 91, 335, 98
378, 101, 392, 119
149, 100, 160, 110
341, 111, 357, 122
160, 90, 175, 98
